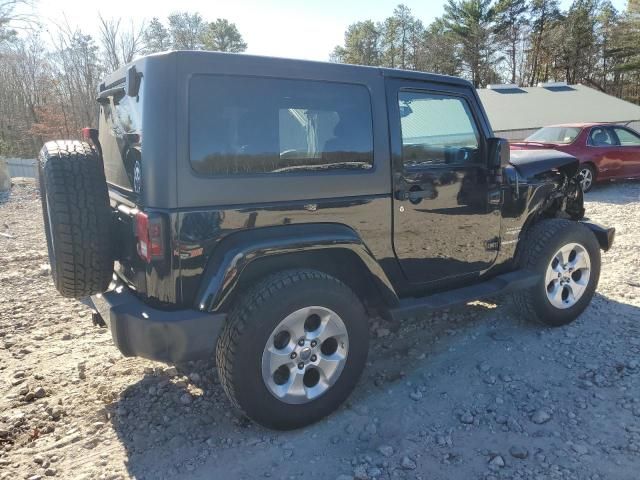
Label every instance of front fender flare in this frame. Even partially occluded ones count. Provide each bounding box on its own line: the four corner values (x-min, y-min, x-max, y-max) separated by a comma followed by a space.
195, 224, 398, 312
581, 221, 615, 251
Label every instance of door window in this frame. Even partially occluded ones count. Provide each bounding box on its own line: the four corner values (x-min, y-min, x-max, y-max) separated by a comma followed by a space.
588, 127, 618, 146
398, 91, 480, 168
613, 127, 640, 146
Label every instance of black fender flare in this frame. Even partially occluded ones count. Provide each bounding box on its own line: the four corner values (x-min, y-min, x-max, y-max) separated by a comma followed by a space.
195, 224, 399, 312
581, 221, 615, 251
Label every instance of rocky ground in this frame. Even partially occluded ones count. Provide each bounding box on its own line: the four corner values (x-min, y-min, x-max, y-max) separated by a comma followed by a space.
1, 179, 639, 480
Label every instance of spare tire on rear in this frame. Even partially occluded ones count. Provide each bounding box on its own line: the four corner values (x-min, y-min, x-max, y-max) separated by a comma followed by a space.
38, 140, 113, 298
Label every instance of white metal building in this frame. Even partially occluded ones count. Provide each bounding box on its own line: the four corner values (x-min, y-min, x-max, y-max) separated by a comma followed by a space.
477, 82, 640, 141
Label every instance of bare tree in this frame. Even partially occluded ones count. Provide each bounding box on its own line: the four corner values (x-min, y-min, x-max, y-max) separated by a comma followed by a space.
0, 0, 35, 43
98, 14, 120, 71
51, 21, 102, 129
98, 14, 145, 71
120, 19, 145, 64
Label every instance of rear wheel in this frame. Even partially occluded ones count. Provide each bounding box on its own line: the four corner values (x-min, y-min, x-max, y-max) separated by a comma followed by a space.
579, 164, 596, 192
216, 269, 369, 429
513, 219, 600, 327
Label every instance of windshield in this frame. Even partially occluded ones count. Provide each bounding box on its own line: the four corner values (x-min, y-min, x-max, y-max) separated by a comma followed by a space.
525, 126, 581, 144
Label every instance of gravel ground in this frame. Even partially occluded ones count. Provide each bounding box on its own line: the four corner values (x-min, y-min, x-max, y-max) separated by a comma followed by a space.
1, 179, 639, 480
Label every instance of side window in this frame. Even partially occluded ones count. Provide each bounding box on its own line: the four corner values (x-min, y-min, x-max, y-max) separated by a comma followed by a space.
189, 76, 373, 175
588, 127, 617, 146
613, 128, 640, 146
398, 91, 480, 168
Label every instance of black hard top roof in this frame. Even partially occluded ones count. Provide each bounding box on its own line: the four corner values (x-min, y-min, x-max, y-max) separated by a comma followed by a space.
102, 50, 473, 90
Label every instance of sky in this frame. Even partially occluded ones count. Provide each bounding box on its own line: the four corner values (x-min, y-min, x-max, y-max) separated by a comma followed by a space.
22, 0, 631, 62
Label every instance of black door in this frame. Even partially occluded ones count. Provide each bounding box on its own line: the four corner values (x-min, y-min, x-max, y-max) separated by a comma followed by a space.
387, 80, 501, 285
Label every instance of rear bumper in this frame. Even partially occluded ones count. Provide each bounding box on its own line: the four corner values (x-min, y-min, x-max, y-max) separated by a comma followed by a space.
89, 281, 225, 363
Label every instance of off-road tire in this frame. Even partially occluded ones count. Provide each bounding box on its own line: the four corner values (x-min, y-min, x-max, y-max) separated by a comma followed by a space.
38, 140, 113, 298
513, 219, 600, 327
216, 269, 369, 430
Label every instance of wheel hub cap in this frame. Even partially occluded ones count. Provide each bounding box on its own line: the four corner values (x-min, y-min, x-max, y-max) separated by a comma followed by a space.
580, 168, 592, 191
261, 306, 349, 405
299, 347, 312, 361
545, 243, 591, 309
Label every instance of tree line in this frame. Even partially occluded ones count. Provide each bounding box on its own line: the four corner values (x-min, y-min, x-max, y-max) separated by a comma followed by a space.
331, 0, 640, 101
0, 5, 247, 157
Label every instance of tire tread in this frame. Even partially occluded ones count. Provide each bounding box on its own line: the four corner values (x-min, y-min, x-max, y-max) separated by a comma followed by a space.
39, 140, 112, 298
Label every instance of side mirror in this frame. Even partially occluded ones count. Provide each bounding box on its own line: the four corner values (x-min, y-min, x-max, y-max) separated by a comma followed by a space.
399, 104, 413, 118
488, 137, 510, 169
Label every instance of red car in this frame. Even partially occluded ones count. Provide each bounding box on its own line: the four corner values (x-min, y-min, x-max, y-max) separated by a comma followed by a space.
510, 123, 640, 192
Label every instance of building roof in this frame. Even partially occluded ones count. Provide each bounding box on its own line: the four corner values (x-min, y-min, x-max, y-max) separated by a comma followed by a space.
477, 84, 640, 132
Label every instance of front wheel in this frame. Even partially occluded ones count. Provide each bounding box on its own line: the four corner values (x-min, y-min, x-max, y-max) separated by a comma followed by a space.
216, 269, 369, 429
513, 219, 601, 327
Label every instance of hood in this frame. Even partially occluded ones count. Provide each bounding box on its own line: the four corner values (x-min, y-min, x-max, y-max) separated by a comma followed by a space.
509, 149, 579, 179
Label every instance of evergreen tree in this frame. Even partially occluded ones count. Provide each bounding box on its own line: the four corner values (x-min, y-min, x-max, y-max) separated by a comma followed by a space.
443, 0, 501, 87
494, 0, 529, 83
144, 18, 171, 54
330, 20, 381, 66
201, 19, 247, 53
167, 12, 205, 50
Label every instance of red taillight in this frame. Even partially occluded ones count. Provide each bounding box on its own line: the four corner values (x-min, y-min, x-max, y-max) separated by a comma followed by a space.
82, 127, 99, 143
135, 211, 165, 262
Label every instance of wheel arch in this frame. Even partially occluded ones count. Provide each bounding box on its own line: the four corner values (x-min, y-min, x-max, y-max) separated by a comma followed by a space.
195, 224, 399, 316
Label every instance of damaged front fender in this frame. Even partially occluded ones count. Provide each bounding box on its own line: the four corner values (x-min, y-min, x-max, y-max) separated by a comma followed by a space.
504, 149, 585, 221
509, 149, 579, 179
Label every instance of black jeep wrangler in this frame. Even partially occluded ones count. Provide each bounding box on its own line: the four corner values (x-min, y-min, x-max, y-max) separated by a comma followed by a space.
38, 51, 614, 430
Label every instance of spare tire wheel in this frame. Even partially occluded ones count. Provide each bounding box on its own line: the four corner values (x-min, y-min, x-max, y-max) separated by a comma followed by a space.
38, 140, 113, 298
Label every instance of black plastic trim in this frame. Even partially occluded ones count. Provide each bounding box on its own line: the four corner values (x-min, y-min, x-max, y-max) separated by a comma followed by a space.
581, 221, 615, 251
389, 269, 540, 321
90, 279, 225, 363
195, 224, 399, 312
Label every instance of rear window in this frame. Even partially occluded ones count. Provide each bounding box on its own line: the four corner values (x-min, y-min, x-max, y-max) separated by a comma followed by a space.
99, 80, 143, 192
525, 126, 581, 144
189, 75, 373, 175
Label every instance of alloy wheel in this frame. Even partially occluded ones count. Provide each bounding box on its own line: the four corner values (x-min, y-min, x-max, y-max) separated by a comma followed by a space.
545, 242, 591, 309
261, 306, 349, 404
579, 167, 593, 192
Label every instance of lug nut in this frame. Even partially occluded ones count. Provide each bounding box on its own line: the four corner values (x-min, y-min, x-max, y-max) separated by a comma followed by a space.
298, 339, 305, 347
290, 352, 297, 359
310, 354, 317, 362
310, 340, 317, 348
297, 362, 304, 370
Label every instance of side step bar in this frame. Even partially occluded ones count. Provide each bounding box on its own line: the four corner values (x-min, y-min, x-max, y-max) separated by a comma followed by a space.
389, 269, 540, 321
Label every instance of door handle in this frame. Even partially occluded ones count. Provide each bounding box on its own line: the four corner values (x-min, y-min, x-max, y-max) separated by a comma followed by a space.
395, 187, 434, 203
394, 185, 438, 204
